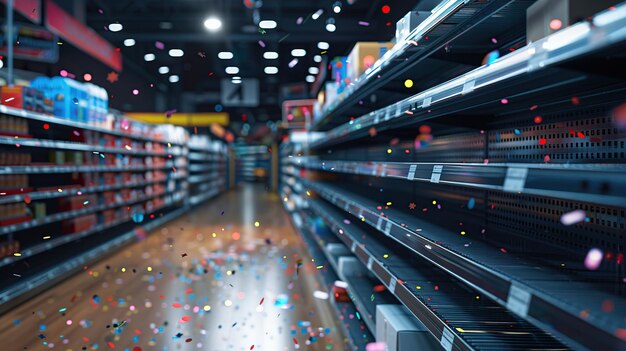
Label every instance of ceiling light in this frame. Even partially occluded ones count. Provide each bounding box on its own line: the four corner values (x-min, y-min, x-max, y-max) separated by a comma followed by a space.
144, 53, 155, 62
225, 67, 239, 74
158, 66, 169, 74
326, 18, 336, 32
333, 1, 342, 13
306, 75, 315, 83
263, 51, 279, 59
232, 79, 242, 84
204, 17, 222, 31
308, 67, 319, 75
264, 66, 278, 74
312, 9, 323, 20
108, 23, 123, 32
169, 75, 179, 83
314, 55, 322, 63
169, 49, 184, 57
259, 20, 277, 29
232, 76, 242, 80
317, 42, 329, 50
123, 38, 135, 47
291, 49, 306, 57
218, 51, 234, 59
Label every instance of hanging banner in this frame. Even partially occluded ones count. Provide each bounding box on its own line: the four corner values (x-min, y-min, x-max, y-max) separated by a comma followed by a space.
0, 22, 58, 62
44, 0, 122, 71
0, 0, 41, 24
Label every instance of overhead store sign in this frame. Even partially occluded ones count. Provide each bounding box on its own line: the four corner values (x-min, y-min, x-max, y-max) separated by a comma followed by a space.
221, 79, 259, 107
44, 0, 122, 71
0, 22, 58, 62
126, 112, 229, 126
0, 0, 41, 24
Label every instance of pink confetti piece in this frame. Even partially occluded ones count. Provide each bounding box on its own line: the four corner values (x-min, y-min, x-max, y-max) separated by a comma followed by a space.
358, 21, 370, 26
258, 40, 265, 48
296, 17, 303, 24
584, 248, 603, 270
288, 58, 298, 68
155, 41, 164, 50
560, 209, 586, 225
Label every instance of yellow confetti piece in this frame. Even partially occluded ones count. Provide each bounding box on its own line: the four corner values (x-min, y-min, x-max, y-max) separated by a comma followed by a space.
386, 202, 392, 206
383, 254, 389, 259
316, 265, 324, 269
254, 221, 260, 227
13, 252, 22, 257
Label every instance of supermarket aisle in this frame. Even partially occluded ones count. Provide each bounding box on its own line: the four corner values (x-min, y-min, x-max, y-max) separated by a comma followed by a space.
0, 184, 344, 351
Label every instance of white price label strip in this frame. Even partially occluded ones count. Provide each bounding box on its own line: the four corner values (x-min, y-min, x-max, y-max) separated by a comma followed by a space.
376, 217, 383, 230
407, 164, 417, 180
384, 220, 392, 235
462, 80, 476, 95
506, 283, 532, 318
503, 167, 528, 192
388, 277, 397, 293
367, 257, 373, 270
422, 96, 432, 108
351, 242, 357, 253
440, 328, 454, 351
430, 164, 443, 183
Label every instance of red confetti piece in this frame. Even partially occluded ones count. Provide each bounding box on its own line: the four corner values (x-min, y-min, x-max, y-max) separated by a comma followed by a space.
293, 338, 299, 345
133, 347, 142, 351
172, 303, 182, 308
185, 338, 192, 343
107, 341, 116, 349
259, 297, 264, 305
539, 138, 547, 145
185, 288, 193, 294
180, 316, 191, 323
250, 345, 255, 350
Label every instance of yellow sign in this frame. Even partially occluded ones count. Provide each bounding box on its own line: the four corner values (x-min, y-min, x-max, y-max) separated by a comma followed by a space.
127, 112, 229, 126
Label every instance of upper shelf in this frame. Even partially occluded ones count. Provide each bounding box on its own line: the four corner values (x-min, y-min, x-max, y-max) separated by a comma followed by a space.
312, 0, 525, 131
311, 2, 626, 147
0, 104, 183, 146
294, 157, 626, 207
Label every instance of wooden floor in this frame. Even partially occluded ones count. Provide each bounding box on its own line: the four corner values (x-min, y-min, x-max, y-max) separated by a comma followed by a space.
0, 184, 346, 351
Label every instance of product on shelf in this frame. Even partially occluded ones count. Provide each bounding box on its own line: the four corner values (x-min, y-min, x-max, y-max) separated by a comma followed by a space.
30, 76, 109, 123
395, 11, 431, 42
0, 115, 29, 136
0, 85, 46, 114
346, 42, 394, 82
526, 0, 617, 43
61, 214, 96, 234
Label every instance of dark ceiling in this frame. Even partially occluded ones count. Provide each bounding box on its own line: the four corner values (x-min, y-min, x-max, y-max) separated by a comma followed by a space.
83, 0, 418, 116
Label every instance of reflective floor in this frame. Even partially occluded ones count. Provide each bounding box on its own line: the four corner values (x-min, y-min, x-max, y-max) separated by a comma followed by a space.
0, 184, 345, 351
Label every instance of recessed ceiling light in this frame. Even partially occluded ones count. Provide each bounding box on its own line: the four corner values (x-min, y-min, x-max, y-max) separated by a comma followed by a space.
313, 55, 322, 63
306, 75, 315, 83
144, 53, 156, 61
169, 75, 179, 83
232, 79, 242, 84
158, 66, 169, 74
225, 67, 240, 74
308, 67, 319, 75
312, 9, 323, 20
259, 20, 277, 29
218, 51, 234, 59
123, 39, 135, 47
326, 18, 336, 32
168, 49, 184, 57
108, 23, 123, 32
317, 42, 329, 50
263, 52, 279, 59
264, 66, 278, 74
333, 1, 342, 13
291, 49, 306, 57
204, 17, 222, 31
232, 76, 242, 80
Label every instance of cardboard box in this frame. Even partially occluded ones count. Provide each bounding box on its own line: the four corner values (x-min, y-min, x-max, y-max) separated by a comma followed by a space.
346, 42, 394, 81
396, 11, 431, 42
527, 0, 618, 43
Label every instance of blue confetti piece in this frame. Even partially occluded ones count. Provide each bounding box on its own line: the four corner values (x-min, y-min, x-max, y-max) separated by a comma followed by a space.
467, 197, 476, 210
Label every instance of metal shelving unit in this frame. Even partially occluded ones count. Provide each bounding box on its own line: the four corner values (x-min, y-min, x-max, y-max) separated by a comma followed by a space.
281, 2, 626, 351
0, 106, 228, 310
